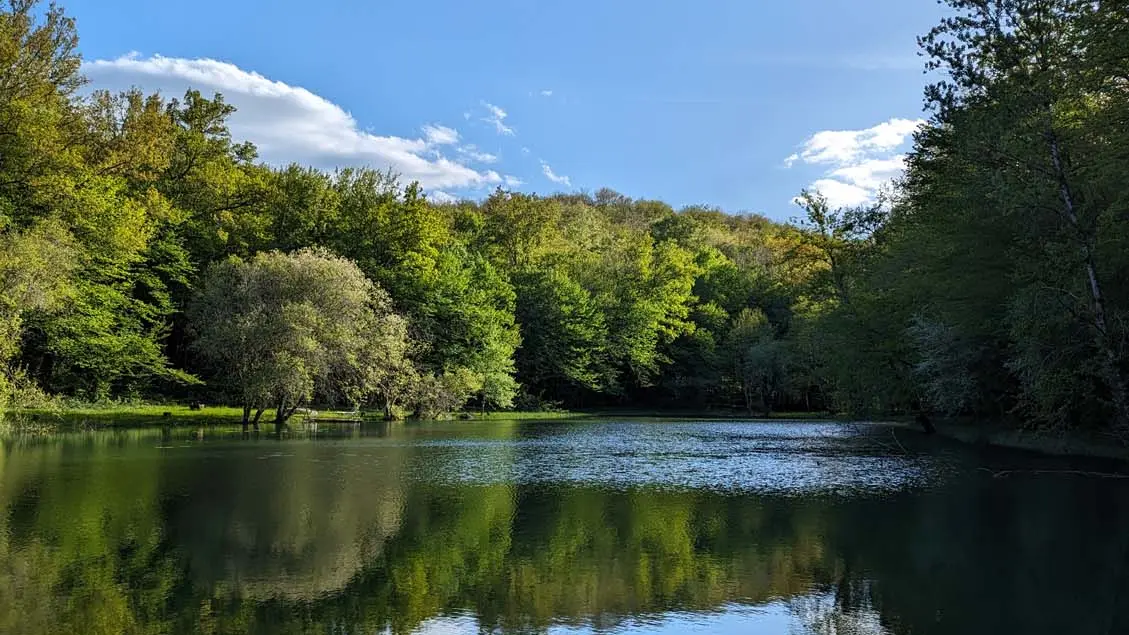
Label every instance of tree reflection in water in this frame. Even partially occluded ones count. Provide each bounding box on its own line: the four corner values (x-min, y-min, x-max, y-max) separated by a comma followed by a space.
0, 423, 1127, 634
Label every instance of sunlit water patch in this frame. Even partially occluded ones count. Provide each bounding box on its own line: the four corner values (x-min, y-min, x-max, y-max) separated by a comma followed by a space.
411, 421, 951, 495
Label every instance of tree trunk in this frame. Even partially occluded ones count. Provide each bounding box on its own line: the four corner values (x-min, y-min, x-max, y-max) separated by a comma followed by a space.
241, 404, 251, 434
1046, 127, 1129, 431
274, 397, 301, 435
252, 408, 264, 432
274, 397, 287, 437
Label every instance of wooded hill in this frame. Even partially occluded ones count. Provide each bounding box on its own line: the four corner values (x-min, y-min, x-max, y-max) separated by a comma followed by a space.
2, 0, 1127, 435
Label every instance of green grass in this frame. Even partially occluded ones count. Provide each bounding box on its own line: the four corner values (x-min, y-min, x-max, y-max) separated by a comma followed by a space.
5, 403, 845, 432
11, 404, 247, 429
8, 405, 585, 429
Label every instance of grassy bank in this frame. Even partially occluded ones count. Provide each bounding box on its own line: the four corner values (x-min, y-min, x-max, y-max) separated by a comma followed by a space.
9, 405, 247, 429
7, 404, 843, 428
5, 404, 588, 430
4, 405, 843, 431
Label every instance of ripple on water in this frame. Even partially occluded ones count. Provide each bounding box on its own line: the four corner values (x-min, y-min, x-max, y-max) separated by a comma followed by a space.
407, 421, 951, 496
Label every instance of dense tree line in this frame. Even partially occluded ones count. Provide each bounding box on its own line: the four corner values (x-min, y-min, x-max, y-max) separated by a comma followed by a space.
2, 0, 1128, 435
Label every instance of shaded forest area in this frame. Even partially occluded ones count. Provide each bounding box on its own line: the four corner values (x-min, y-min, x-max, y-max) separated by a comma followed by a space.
2, 0, 1129, 435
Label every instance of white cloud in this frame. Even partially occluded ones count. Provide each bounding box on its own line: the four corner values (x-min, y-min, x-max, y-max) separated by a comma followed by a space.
422, 124, 459, 146
540, 160, 571, 187
503, 175, 523, 187
789, 118, 922, 166
481, 101, 515, 136
828, 156, 907, 190
807, 179, 873, 208
429, 190, 457, 204
456, 144, 498, 164
521, 147, 531, 155
539, 89, 553, 97
785, 117, 923, 208
83, 54, 501, 192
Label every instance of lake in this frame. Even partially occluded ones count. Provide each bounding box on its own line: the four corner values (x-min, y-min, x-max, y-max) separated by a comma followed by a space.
1, 419, 1127, 634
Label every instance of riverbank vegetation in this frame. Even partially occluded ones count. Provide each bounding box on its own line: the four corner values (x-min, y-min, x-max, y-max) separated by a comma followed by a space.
2, 0, 1128, 438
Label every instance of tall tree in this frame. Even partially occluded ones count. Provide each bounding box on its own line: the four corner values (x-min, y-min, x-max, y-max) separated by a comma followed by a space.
915, 0, 1129, 430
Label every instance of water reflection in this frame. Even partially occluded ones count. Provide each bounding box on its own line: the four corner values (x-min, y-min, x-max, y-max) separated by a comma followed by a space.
0, 421, 1127, 634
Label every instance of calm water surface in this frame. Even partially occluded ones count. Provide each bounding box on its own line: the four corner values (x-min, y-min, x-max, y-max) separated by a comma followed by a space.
1, 419, 1127, 634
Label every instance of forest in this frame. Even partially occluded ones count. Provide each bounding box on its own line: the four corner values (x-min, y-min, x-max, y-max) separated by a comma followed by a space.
2, 0, 1128, 436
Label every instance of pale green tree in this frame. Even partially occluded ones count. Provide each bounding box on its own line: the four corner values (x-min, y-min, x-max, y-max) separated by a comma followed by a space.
189, 248, 411, 431
0, 219, 75, 411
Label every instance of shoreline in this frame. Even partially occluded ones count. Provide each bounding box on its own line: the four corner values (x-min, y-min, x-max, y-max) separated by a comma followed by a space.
880, 420, 1129, 462
4, 405, 840, 427
9, 406, 1129, 462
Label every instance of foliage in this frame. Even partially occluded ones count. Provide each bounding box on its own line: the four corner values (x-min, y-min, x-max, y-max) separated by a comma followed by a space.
0, 220, 76, 411
188, 248, 413, 427
1, 0, 1128, 431
726, 308, 786, 414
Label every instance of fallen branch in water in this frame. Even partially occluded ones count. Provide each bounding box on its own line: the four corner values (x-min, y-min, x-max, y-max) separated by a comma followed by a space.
890, 429, 909, 455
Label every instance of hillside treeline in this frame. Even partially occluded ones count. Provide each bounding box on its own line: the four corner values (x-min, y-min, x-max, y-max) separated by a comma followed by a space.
2, 0, 1127, 435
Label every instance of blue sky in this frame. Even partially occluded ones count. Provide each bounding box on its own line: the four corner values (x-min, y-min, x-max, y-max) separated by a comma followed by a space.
68, 0, 945, 220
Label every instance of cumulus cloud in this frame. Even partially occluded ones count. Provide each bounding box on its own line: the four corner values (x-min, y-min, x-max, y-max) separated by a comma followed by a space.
540, 160, 571, 187
83, 54, 502, 191
806, 179, 873, 208
481, 101, 515, 136
503, 175, 524, 187
539, 89, 553, 97
789, 118, 921, 166
827, 156, 907, 190
784, 117, 923, 208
